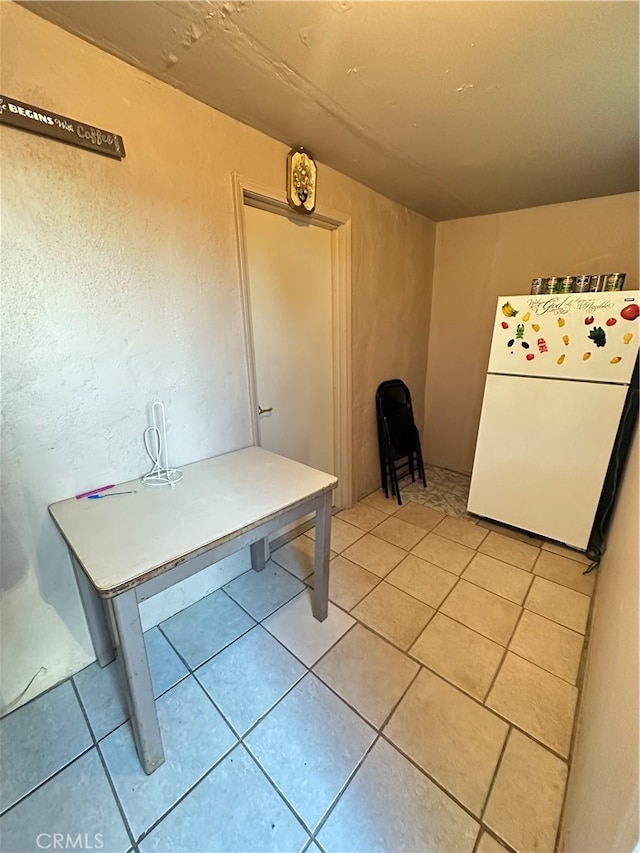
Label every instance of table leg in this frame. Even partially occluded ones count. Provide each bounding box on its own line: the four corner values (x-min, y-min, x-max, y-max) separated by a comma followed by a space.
313, 491, 332, 621
111, 590, 165, 775
102, 599, 118, 649
250, 537, 269, 572
71, 554, 115, 668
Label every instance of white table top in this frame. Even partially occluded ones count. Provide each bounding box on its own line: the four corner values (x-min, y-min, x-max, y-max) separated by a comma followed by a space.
49, 446, 337, 596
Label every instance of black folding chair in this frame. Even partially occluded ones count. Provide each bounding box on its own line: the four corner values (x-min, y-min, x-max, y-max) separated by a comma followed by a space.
376, 380, 426, 506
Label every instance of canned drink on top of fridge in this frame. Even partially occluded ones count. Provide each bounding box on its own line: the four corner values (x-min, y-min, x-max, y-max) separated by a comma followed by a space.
604, 273, 626, 291
588, 275, 602, 291
560, 276, 575, 293
530, 277, 546, 295
574, 275, 592, 293
545, 276, 561, 294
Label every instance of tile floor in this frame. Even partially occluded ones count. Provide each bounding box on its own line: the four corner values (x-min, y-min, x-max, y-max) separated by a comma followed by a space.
0, 475, 597, 853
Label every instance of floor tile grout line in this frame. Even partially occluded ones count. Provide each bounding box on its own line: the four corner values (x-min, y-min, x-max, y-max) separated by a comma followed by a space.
393, 549, 470, 578
393, 656, 571, 771
479, 710, 573, 766
407, 651, 502, 707
168, 614, 421, 841
527, 572, 593, 601
526, 571, 594, 601
530, 569, 596, 597
341, 603, 425, 656
500, 641, 585, 689
436, 581, 528, 644
307, 731, 383, 845
242, 712, 370, 843
351, 574, 438, 624
226, 741, 314, 846
129, 737, 239, 847
310, 646, 418, 740
376, 660, 423, 735
479, 725, 513, 826
157, 600, 258, 673
553, 573, 601, 851
308, 620, 361, 671
0, 677, 97, 820
257, 601, 358, 672
379, 571, 455, 612
349, 603, 435, 656
260, 605, 354, 670
192, 652, 309, 744
69, 675, 100, 748
0, 673, 78, 725
475, 820, 520, 853
392, 644, 575, 767
84, 713, 138, 849
0, 741, 97, 822
368, 526, 428, 553
147, 619, 319, 837
458, 563, 537, 607
481, 610, 526, 706
377, 729, 486, 827
540, 542, 593, 566
324, 525, 514, 820
503, 599, 528, 648
521, 600, 589, 636
220, 575, 306, 625
87, 670, 239, 845
316, 556, 388, 612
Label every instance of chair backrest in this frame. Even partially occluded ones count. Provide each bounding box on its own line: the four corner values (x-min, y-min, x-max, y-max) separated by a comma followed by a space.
376, 379, 413, 416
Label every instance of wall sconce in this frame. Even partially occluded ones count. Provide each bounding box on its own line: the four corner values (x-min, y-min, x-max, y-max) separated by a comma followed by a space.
286, 147, 317, 214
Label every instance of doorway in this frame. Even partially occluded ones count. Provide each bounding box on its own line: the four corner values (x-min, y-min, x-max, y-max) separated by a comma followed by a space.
244, 205, 334, 477
233, 174, 352, 510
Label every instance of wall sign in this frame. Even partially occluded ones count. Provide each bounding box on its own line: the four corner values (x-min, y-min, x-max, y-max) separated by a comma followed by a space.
0, 94, 125, 160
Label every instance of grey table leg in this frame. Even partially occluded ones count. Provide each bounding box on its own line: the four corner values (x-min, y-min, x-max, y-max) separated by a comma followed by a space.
250, 537, 269, 572
102, 599, 118, 649
71, 554, 115, 668
313, 491, 332, 621
111, 590, 165, 775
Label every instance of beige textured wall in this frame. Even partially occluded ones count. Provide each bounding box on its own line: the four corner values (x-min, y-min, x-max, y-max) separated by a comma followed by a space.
0, 2, 434, 709
424, 193, 639, 473
559, 424, 639, 852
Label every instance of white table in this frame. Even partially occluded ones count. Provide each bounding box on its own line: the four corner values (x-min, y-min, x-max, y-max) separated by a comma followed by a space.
49, 446, 337, 774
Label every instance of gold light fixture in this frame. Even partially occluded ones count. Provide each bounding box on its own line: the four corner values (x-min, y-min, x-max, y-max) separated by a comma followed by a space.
286, 147, 317, 214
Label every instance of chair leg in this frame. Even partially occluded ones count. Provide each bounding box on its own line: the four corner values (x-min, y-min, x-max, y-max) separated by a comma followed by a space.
416, 442, 427, 488
377, 417, 389, 498
382, 438, 396, 500
389, 459, 402, 506
380, 453, 389, 498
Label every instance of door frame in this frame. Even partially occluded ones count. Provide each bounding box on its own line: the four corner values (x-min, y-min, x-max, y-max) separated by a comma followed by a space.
232, 172, 352, 509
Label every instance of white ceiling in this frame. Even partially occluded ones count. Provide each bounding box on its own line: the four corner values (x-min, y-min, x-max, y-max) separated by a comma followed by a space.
22, 0, 640, 220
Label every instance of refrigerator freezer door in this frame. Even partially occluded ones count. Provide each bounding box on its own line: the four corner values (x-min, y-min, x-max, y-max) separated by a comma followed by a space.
489, 292, 639, 383
467, 374, 628, 549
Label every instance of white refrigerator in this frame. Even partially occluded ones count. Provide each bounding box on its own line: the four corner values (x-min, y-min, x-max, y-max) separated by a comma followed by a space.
467, 290, 640, 550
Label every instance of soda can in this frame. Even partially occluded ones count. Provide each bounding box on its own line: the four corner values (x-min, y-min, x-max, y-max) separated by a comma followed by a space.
545, 276, 561, 294
574, 275, 592, 293
530, 277, 546, 295
588, 275, 602, 292
604, 273, 626, 291
560, 276, 575, 293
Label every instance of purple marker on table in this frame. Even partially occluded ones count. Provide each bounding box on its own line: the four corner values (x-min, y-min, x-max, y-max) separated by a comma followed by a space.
88, 491, 136, 499
75, 484, 115, 500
